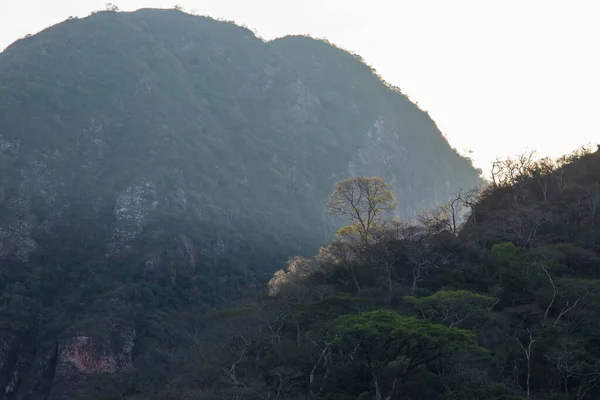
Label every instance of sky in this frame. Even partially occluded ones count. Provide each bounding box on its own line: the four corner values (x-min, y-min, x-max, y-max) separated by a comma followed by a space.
1, 0, 599, 175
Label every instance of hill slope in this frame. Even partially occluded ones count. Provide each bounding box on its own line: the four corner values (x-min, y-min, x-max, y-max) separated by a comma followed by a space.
0, 8, 480, 288
142, 147, 600, 400
0, 9, 481, 399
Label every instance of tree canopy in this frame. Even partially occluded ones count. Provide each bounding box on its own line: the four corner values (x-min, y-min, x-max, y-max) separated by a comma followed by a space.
328, 176, 398, 247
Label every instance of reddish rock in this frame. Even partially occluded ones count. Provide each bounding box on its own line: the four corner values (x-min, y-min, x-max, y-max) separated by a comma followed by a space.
47, 329, 134, 400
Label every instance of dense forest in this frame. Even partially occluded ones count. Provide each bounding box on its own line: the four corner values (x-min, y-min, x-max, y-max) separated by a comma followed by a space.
86, 145, 597, 400
2, 145, 599, 400
119, 145, 599, 400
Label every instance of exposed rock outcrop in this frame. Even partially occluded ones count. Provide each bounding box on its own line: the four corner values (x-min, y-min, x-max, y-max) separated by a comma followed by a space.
48, 330, 134, 400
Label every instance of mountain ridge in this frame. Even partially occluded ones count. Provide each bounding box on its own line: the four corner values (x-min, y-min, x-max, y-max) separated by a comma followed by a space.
0, 8, 481, 273
0, 9, 481, 399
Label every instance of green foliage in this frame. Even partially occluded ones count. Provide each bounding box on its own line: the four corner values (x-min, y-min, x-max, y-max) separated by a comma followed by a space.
491, 242, 518, 258
333, 309, 482, 354
404, 290, 495, 327
330, 310, 484, 399
329, 176, 398, 244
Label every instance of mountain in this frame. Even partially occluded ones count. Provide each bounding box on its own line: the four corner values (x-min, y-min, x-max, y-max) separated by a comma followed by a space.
0, 8, 481, 399
0, 8, 482, 297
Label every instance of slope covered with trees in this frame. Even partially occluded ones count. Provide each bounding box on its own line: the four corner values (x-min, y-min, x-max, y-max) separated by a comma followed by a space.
0, 145, 596, 399
0, 6, 597, 400
10, 5, 600, 400
0, 7, 481, 294
0, 7, 485, 399
78, 145, 600, 400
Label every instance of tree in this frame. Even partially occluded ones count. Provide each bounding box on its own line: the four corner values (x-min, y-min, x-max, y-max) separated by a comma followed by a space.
516, 329, 536, 397
544, 338, 590, 395
537, 270, 596, 326
328, 177, 398, 248
419, 191, 467, 236
405, 290, 495, 328
268, 256, 318, 296
490, 151, 538, 189
405, 243, 452, 296
333, 309, 483, 400
373, 241, 403, 305
105, 2, 120, 11
317, 239, 362, 293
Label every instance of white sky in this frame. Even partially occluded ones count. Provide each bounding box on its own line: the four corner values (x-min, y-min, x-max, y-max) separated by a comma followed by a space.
1, 1, 599, 175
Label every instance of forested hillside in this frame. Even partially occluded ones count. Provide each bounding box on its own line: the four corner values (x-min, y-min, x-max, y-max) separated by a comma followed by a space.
1, 138, 598, 399
84, 145, 600, 400
0, 7, 480, 291
0, 7, 485, 399
10, 5, 599, 400
0, 5, 596, 400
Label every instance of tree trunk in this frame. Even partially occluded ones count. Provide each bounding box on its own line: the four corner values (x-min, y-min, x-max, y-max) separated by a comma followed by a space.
296, 321, 301, 346
387, 266, 393, 305
411, 267, 420, 296
517, 331, 535, 397
349, 267, 361, 293
369, 359, 382, 400
526, 353, 531, 397
384, 377, 400, 400
372, 373, 382, 400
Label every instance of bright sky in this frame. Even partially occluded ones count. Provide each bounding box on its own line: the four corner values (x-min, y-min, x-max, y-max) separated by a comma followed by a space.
1, 1, 599, 175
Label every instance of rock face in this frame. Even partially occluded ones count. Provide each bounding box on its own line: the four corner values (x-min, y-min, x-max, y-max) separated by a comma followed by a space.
0, 331, 133, 400
48, 332, 134, 400
107, 181, 159, 255
0, 8, 482, 399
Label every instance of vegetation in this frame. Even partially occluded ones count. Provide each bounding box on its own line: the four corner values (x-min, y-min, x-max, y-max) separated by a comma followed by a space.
0, 144, 590, 400
0, 7, 480, 303
88, 144, 599, 400
328, 176, 398, 248
1, 6, 599, 400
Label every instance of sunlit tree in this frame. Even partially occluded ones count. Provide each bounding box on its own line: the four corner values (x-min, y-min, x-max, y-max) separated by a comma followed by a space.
328, 176, 397, 248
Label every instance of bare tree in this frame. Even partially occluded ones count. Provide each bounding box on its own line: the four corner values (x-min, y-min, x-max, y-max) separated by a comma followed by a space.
317, 240, 362, 293
418, 189, 473, 236
491, 151, 537, 189
545, 338, 587, 394
516, 329, 536, 397
576, 360, 600, 400
406, 245, 451, 296
460, 186, 483, 224
373, 243, 402, 305
540, 269, 593, 326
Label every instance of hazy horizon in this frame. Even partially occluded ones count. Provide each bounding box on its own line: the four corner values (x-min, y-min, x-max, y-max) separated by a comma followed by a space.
2, 0, 599, 176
